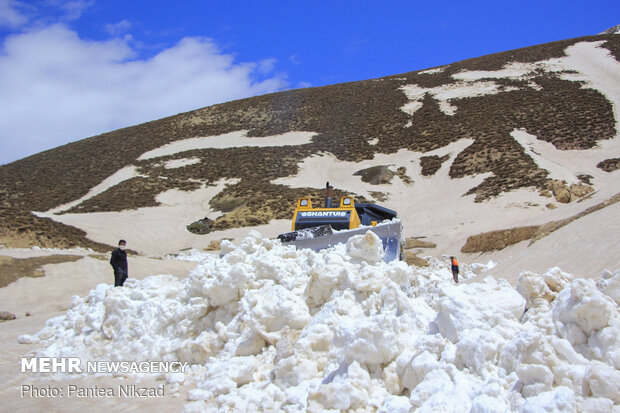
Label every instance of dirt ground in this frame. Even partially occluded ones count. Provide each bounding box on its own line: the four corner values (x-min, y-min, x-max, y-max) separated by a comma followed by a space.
0, 250, 199, 411
0, 255, 83, 288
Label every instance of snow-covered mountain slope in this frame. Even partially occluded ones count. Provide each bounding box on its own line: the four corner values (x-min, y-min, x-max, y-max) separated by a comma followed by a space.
0, 33, 618, 279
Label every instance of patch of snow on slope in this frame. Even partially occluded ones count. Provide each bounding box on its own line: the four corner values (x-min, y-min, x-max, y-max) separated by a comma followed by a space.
20, 231, 620, 412
599, 24, 620, 35
540, 41, 620, 140
511, 128, 620, 186
511, 129, 582, 184
42, 166, 145, 214
36, 178, 241, 255
452, 62, 539, 81
400, 81, 517, 116
138, 130, 316, 160
271, 138, 560, 252
418, 67, 446, 75
163, 157, 201, 169
401, 40, 620, 128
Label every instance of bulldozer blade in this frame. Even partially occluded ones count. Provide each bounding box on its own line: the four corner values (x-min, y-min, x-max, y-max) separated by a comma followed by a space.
277, 224, 334, 243
278, 220, 403, 262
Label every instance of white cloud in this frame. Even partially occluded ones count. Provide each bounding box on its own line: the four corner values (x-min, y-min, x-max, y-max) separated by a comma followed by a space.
104, 19, 131, 36
0, 0, 28, 28
56, 0, 93, 21
0, 0, 93, 29
289, 54, 300, 65
0, 24, 289, 164
257, 58, 276, 74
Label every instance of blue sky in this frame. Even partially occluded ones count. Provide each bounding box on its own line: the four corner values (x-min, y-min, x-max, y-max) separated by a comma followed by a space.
0, 0, 618, 165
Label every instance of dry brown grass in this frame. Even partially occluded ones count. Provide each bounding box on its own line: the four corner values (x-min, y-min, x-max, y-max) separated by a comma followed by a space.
597, 158, 620, 172
203, 239, 232, 251
420, 155, 449, 176
461, 226, 540, 253
369, 191, 389, 202
396, 166, 413, 184
405, 237, 437, 249
0, 255, 83, 288
0, 211, 113, 251
404, 251, 429, 267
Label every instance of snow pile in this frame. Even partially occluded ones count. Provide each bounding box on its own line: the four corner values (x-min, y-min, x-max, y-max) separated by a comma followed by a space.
168, 248, 216, 262
21, 231, 620, 412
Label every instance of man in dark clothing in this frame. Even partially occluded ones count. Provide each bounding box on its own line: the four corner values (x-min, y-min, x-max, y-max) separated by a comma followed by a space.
110, 239, 128, 287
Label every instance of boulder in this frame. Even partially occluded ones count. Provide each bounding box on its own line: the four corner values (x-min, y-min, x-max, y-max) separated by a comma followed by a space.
0, 311, 16, 321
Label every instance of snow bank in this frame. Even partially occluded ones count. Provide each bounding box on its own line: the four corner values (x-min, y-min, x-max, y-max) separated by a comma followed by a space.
21, 231, 620, 412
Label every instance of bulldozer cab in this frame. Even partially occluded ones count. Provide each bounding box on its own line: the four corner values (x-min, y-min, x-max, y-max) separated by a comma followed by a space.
278, 183, 403, 262
291, 196, 361, 231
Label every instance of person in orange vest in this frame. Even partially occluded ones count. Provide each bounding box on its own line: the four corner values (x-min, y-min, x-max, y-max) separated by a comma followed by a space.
450, 256, 459, 283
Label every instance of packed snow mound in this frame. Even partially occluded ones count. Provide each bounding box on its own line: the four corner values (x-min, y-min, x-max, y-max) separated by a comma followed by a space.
21, 230, 620, 412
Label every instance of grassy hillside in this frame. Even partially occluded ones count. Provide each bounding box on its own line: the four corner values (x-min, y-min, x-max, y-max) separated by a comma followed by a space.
0, 33, 617, 250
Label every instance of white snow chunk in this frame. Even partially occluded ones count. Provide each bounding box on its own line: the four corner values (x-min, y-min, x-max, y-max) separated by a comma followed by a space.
521, 386, 576, 413
345, 231, 385, 264
434, 276, 526, 342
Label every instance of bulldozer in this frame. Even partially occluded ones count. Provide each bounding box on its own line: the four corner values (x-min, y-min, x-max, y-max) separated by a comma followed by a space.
277, 183, 403, 262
